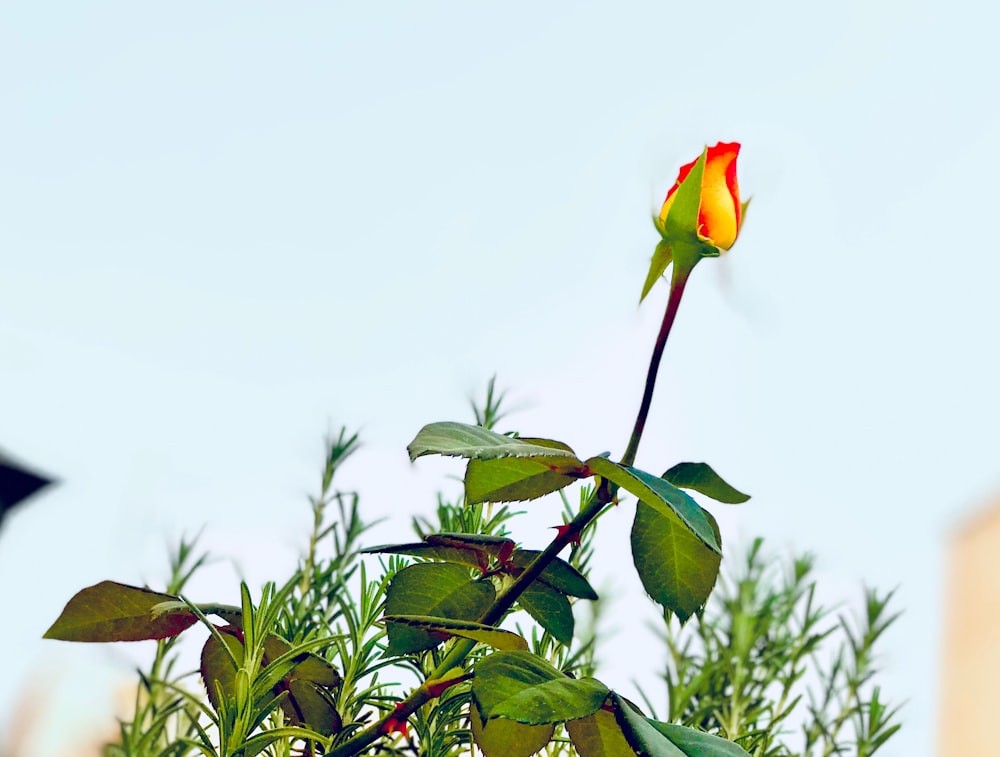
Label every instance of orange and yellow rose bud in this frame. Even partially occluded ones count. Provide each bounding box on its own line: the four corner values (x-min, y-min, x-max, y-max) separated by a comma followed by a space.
658, 141, 744, 251
641, 141, 748, 302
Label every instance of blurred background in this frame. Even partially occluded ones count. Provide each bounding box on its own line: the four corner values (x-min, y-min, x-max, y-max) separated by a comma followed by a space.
3, 1, 999, 755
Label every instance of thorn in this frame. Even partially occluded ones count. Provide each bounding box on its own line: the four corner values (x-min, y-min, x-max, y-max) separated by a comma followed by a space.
381, 703, 409, 738
552, 524, 581, 546
497, 540, 515, 567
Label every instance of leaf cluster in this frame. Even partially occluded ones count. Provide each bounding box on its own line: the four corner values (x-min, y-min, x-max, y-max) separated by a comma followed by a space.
40, 383, 899, 757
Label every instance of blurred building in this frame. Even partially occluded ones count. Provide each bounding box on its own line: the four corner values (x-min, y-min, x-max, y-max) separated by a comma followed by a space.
938, 494, 1000, 756
2, 668, 125, 757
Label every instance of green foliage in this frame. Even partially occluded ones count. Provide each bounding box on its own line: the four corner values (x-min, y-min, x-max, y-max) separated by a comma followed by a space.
407, 422, 580, 462
199, 628, 343, 737
466, 455, 587, 504
509, 550, 598, 600
471, 706, 555, 757
102, 535, 208, 757
586, 458, 721, 553
659, 150, 706, 243
644, 721, 752, 757
663, 463, 751, 505
380, 616, 528, 651
518, 581, 575, 644
364, 532, 516, 572
641, 239, 674, 303
567, 707, 636, 757
41, 227, 901, 757
42, 382, 901, 757
384, 563, 496, 655
650, 539, 901, 756
611, 692, 692, 756
631, 502, 721, 622
44, 581, 198, 642
471, 651, 609, 724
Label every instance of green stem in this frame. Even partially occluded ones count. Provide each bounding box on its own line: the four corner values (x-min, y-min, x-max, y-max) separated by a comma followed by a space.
620, 261, 694, 468
328, 262, 697, 757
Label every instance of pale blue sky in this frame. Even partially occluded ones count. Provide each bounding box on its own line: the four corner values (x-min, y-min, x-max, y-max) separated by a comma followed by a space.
3, 2, 999, 755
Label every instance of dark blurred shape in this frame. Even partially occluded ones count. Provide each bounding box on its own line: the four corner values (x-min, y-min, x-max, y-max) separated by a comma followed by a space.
0, 449, 55, 526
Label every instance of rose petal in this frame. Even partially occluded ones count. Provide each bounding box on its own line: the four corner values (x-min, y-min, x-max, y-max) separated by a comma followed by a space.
657, 142, 743, 251
698, 142, 741, 250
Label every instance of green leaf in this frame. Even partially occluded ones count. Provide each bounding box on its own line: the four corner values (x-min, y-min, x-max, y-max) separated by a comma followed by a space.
471, 704, 555, 757
384, 563, 495, 655
200, 630, 342, 737
426, 533, 515, 559
473, 651, 608, 725
262, 635, 341, 687
408, 422, 578, 462
361, 541, 491, 570
631, 502, 722, 622
586, 458, 719, 553
251, 637, 343, 727
610, 693, 686, 756
567, 707, 635, 757
518, 581, 574, 644
663, 462, 749, 504
363, 533, 516, 571
511, 550, 598, 600
662, 150, 706, 241
641, 239, 674, 303
428, 532, 513, 549
200, 626, 245, 713
383, 615, 528, 651
645, 721, 752, 757
511, 437, 577, 454
466, 456, 586, 504
282, 679, 342, 737
43, 581, 198, 642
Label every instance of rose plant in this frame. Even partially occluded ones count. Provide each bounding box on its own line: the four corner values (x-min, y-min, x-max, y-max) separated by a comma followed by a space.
40, 142, 852, 757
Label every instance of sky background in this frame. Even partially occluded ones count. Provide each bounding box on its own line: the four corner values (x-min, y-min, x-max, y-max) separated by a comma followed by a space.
2, 2, 999, 755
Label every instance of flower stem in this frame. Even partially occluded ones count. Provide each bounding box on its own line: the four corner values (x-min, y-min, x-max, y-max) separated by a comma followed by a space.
326, 491, 613, 757
327, 262, 697, 757
620, 261, 694, 468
